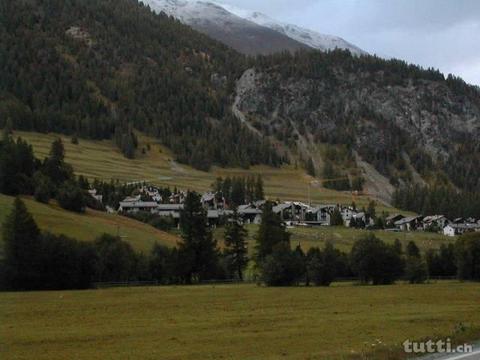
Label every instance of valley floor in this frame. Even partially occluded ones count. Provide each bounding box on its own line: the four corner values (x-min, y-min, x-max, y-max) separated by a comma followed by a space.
1, 282, 479, 360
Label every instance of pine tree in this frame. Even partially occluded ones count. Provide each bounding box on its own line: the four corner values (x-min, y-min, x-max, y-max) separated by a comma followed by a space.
254, 175, 264, 201
179, 192, 219, 283
2, 198, 42, 290
330, 208, 344, 226
367, 200, 377, 220
406, 241, 420, 258
255, 201, 290, 263
230, 177, 246, 207
224, 209, 248, 280
43, 138, 73, 185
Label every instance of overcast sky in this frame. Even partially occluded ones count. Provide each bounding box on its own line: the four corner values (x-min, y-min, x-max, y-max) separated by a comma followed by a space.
218, 0, 480, 86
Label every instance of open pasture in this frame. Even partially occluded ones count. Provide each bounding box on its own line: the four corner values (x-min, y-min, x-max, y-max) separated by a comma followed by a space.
1, 282, 479, 360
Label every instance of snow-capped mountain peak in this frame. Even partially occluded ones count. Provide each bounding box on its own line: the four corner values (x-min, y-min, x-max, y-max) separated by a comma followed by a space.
143, 0, 366, 56
219, 4, 366, 56
145, 0, 231, 24
143, 0, 310, 55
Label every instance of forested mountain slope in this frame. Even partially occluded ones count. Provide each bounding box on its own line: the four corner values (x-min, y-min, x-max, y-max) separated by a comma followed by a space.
1, 0, 480, 209
0, 0, 281, 170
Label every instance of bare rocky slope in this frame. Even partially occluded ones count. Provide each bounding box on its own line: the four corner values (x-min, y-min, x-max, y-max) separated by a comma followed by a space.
233, 52, 480, 201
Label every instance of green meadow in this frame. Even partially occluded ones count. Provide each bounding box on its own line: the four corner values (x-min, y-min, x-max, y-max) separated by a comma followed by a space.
0, 194, 178, 253
212, 224, 454, 254
1, 282, 479, 360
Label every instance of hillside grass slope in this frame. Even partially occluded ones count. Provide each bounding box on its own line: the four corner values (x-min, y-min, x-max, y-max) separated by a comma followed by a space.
0, 194, 178, 253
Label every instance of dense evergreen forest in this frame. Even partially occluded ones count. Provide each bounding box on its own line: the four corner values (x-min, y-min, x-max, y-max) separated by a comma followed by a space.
0, 0, 281, 170
392, 185, 480, 219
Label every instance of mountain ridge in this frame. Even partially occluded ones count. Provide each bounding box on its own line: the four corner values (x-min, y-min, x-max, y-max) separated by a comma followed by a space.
143, 0, 310, 55
218, 3, 366, 56
142, 0, 366, 56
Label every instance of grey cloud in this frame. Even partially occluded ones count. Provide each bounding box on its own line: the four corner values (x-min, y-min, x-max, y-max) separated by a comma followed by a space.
219, 0, 480, 85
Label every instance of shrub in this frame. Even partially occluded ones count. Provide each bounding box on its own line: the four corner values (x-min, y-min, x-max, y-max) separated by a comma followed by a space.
455, 232, 480, 281
350, 234, 404, 285
93, 234, 137, 282
306, 243, 337, 286
57, 180, 86, 213
405, 256, 428, 284
261, 243, 304, 286
34, 174, 54, 203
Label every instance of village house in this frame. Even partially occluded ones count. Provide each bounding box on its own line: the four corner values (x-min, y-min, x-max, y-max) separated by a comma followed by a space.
346, 212, 367, 227
118, 200, 159, 213
237, 204, 262, 224
394, 216, 424, 232
139, 185, 162, 202
305, 205, 336, 226
422, 215, 449, 231
155, 203, 184, 217
201, 192, 225, 210
341, 207, 370, 227
386, 214, 404, 228
443, 223, 480, 237
272, 202, 310, 222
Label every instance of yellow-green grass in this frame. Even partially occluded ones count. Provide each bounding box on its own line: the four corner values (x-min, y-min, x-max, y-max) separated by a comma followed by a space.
13, 131, 409, 213
288, 226, 454, 253
1, 282, 479, 360
0, 194, 179, 253
214, 224, 454, 254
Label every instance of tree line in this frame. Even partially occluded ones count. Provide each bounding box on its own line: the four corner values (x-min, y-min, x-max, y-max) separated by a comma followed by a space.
0, 132, 102, 213
393, 184, 480, 219
211, 175, 264, 207
2, 193, 479, 291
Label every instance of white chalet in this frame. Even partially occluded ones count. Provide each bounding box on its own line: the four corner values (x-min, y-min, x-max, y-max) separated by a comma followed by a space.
443, 223, 480, 237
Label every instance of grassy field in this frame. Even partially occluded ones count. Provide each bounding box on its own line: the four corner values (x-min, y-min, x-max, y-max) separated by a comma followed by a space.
13, 131, 410, 213
287, 226, 453, 253
0, 194, 179, 253
1, 282, 479, 360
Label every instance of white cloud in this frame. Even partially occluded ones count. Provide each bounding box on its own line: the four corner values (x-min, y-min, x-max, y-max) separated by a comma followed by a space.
218, 0, 480, 85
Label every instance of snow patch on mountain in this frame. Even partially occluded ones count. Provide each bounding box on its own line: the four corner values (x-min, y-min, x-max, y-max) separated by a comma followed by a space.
143, 0, 366, 56
219, 3, 366, 55
144, 0, 235, 25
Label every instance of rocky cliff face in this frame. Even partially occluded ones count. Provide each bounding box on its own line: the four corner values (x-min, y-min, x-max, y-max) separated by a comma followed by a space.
233, 56, 480, 201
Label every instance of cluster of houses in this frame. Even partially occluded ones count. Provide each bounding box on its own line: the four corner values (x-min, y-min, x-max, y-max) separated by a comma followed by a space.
386, 214, 480, 237
115, 186, 373, 228
93, 185, 480, 237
